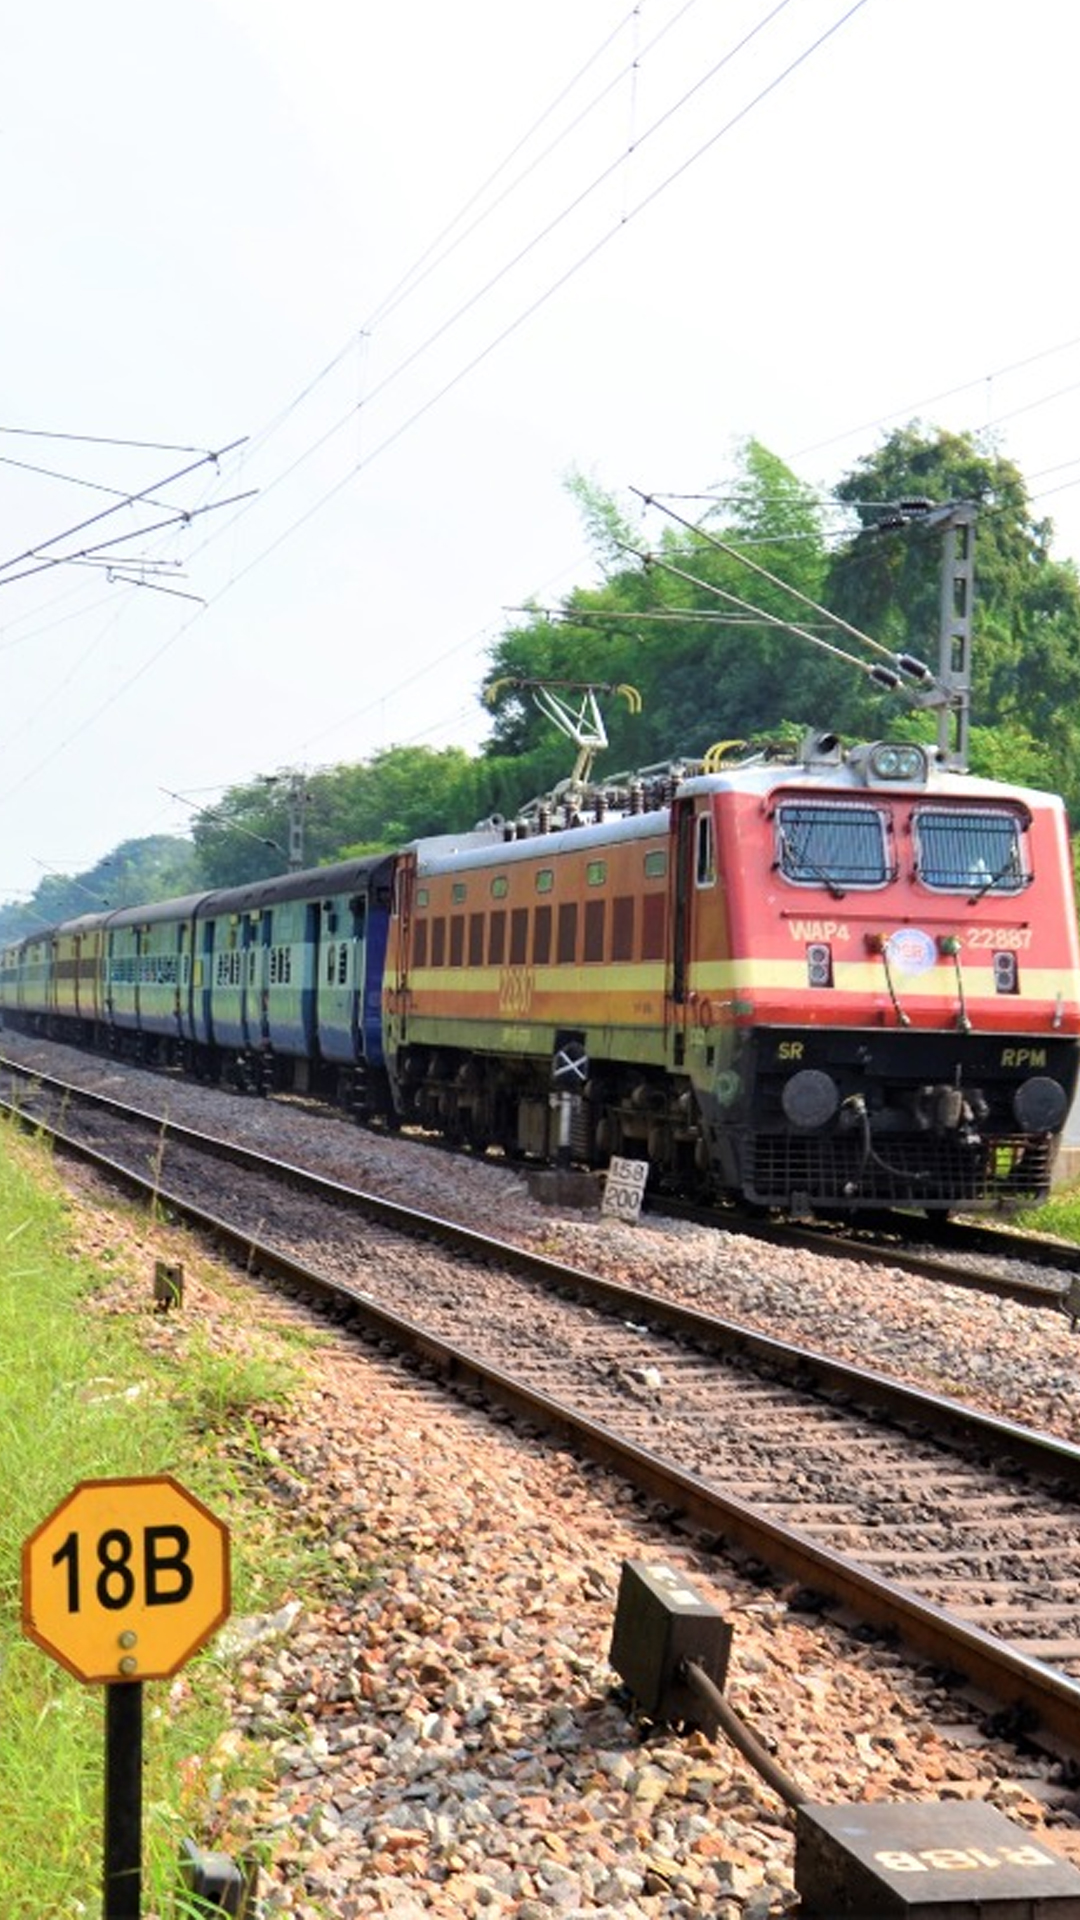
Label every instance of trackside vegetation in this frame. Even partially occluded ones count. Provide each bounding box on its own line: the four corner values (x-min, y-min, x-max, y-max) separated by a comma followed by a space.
1016, 1186, 1080, 1240
3, 423, 1080, 946
0, 1122, 321, 1917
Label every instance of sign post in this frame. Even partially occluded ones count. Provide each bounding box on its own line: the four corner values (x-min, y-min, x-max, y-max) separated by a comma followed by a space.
602, 1155, 650, 1224
105, 1683, 143, 1919
22, 1475, 230, 1918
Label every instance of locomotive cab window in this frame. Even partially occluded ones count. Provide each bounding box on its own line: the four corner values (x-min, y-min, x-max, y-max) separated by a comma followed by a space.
696, 814, 716, 887
776, 801, 890, 890
913, 807, 1029, 894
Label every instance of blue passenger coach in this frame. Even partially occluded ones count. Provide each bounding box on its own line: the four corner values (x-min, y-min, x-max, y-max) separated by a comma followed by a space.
0, 855, 396, 1121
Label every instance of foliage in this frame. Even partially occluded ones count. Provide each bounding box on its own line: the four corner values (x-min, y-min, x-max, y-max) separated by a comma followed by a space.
191, 747, 497, 885
483, 443, 852, 777
4, 427, 1080, 935
0, 836, 201, 946
485, 432, 1080, 832
823, 425, 1080, 805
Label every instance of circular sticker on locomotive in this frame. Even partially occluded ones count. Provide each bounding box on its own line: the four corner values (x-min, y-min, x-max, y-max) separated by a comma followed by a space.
884, 927, 937, 976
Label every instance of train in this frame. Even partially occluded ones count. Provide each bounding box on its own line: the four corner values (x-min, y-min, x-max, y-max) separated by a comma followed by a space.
3, 727, 1080, 1216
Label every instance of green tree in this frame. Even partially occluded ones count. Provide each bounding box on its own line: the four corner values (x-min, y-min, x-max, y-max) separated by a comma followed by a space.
0, 837, 201, 945
191, 748, 499, 886
483, 444, 846, 780
824, 425, 1080, 804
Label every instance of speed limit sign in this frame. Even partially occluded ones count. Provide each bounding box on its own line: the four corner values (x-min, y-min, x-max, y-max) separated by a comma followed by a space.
22, 1476, 230, 1683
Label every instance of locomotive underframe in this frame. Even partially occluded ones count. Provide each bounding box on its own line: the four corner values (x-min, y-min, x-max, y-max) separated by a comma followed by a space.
719, 1024, 1080, 1213
390, 1034, 704, 1181
390, 1013, 1080, 1216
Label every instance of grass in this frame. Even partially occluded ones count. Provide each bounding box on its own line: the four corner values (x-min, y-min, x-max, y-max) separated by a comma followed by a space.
0, 1119, 323, 1918
1015, 1183, 1080, 1242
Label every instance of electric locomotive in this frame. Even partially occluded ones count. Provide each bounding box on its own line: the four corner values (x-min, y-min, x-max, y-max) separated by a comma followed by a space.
382, 730, 1080, 1213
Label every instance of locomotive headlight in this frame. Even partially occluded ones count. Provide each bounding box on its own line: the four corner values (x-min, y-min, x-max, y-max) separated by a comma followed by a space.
781, 1068, 840, 1131
866, 741, 928, 783
806, 942, 833, 988
1012, 1075, 1068, 1133
993, 951, 1018, 993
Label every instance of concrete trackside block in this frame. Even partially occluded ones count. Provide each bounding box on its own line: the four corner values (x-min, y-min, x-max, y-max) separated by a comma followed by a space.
525, 1168, 600, 1210
795, 1798, 1080, 1917
609, 1559, 732, 1737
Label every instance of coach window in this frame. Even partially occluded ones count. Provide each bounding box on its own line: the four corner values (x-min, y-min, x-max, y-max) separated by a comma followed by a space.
535, 868, 554, 894
587, 860, 606, 887
533, 903, 552, 964
557, 901, 577, 964
452, 882, 467, 905
491, 875, 509, 899
696, 814, 716, 886
641, 893, 666, 960
644, 849, 667, 879
510, 906, 528, 965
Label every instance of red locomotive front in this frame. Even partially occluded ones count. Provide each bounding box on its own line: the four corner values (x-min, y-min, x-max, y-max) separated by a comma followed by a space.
685, 738, 1080, 1211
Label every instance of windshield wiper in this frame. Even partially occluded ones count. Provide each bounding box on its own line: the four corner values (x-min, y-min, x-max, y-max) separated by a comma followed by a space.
966, 856, 1026, 906
785, 833, 847, 900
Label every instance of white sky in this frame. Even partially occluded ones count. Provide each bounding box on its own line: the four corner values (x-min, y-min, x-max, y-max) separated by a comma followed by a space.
3, 0, 1079, 904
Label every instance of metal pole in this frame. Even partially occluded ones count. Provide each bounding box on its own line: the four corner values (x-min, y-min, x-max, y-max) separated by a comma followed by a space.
104, 1682, 143, 1919
936, 503, 976, 769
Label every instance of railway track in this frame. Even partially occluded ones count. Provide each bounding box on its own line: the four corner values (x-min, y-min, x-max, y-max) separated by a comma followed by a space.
5, 1055, 1080, 1757
4, 1043, 1077, 1308
655, 1197, 1080, 1311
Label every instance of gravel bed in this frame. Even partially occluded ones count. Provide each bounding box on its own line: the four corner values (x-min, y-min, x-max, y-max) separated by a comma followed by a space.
6, 1034, 1079, 1444
6, 1034, 1080, 1916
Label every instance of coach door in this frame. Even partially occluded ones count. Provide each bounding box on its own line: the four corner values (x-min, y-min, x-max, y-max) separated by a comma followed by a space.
386, 851, 416, 1051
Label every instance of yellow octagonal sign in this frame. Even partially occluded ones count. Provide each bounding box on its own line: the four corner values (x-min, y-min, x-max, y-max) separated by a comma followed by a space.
22, 1476, 230, 1683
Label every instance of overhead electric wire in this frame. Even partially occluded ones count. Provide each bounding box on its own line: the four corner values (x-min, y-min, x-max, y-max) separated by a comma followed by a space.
184, 0, 805, 560
184, 0, 873, 610
0, 426, 213, 454
0, 439, 247, 583
345, 0, 802, 424
0, 448, 200, 515
0, 488, 255, 593
360, 3, 686, 333
792, 329, 1080, 461
1, 0, 877, 819
633, 485, 903, 660
220, 8, 652, 471
617, 539, 888, 679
